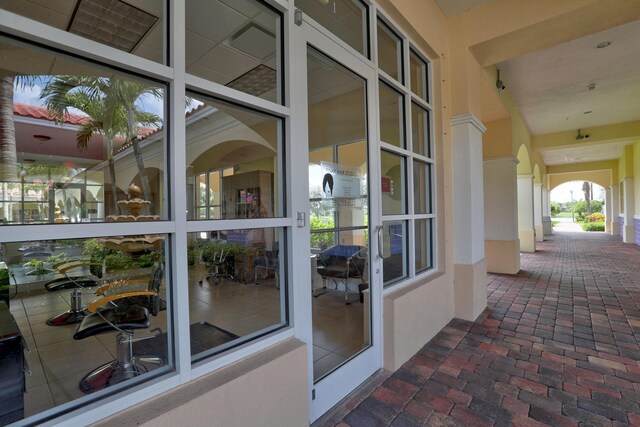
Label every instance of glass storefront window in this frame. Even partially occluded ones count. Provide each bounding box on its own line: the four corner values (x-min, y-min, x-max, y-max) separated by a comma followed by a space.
187, 228, 287, 361
411, 102, 431, 158
377, 18, 402, 83
0, 0, 166, 64
1, 234, 170, 416
381, 220, 407, 286
379, 81, 405, 148
381, 150, 406, 215
185, 94, 282, 220
295, 0, 369, 58
415, 218, 433, 273
413, 160, 432, 214
186, 0, 283, 104
0, 36, 167, 225
410, 49, 428, 101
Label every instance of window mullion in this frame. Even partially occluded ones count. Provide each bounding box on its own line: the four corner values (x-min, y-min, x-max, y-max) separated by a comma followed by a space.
169, 0, 191, 384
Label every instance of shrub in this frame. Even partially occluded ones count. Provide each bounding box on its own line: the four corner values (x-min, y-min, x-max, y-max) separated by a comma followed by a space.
586, 213, 605, 223
582, 221, 605, 232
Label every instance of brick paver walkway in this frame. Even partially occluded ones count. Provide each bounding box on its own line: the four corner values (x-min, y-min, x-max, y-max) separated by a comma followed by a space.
317, 231, 640, 426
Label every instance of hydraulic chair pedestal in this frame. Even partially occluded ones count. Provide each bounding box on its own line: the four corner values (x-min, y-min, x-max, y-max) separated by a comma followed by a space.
79, 330, 164, 394
46, 289, 86, 326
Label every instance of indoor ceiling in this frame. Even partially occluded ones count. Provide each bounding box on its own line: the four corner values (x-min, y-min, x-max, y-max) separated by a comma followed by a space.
433, 0, 492, 18
539, 140, 633, 166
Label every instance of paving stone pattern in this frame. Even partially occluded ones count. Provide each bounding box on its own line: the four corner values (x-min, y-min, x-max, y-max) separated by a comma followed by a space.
316, 231, 640, 426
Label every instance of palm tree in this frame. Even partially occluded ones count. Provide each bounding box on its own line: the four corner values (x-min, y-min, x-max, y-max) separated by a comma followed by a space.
0, 76, 36, 181
582, 181, 591, 215
111, 80, 162, 207
41, 76, 161, 214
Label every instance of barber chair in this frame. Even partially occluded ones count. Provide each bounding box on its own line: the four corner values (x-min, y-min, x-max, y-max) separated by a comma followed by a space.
72, 262, 166, 393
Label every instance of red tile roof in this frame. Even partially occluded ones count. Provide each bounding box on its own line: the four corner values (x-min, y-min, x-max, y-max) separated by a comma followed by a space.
13, 102, 89, 125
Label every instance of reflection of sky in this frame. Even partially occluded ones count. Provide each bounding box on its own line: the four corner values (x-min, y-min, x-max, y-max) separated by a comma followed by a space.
12, 77, 203, 120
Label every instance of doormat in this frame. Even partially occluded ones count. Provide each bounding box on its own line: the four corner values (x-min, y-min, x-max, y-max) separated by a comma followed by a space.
133, 321, 238, 357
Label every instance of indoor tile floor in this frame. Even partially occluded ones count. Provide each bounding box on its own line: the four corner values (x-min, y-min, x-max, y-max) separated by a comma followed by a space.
9, 263, 367, 417
316, 230, 640, 426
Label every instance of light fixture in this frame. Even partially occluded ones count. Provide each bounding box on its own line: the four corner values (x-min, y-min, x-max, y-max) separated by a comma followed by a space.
584, 111, 592, 114
596, 41, 612, 49
67, 0, 158, 53
33, 134, 51, 142
576, 129, 590, 140
588, 83, 597, 91
496, 69, 505, 92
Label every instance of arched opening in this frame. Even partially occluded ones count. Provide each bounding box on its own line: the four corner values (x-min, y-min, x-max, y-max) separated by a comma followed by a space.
550, 180, 606, 232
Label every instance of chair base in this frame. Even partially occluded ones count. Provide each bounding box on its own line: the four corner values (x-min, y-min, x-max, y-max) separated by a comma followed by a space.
79, 356, 165, 394
46, 309, 87, 326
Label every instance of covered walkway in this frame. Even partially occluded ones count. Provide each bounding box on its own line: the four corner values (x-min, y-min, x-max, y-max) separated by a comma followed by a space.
318, 231, 640, 426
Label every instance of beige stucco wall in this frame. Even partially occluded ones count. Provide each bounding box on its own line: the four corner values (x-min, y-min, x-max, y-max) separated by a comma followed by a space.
93, 339, 308, 427
383, 273, 453, 371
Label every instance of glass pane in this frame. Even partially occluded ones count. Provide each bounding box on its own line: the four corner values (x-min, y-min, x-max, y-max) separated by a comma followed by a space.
411, 102, 431, 157
295, 0, 368, 57
379, 81, 405, 148
186, 0, 282, 104
410, 49, 428, 101
0, 36, 167, 225
307, 47, 370, 382
413, 160, 432, 214
382, 220, 407, 286
415, 218, 433, 273
187, 228, 287, 361
0, 0, 165, 64
185, 94, 282, 220
377, 19, 402, 82
381, 151, 406, 215
1, 235, 170, 419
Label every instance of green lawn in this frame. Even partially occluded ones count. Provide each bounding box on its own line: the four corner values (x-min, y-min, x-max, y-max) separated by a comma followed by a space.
553, 212, 574, 218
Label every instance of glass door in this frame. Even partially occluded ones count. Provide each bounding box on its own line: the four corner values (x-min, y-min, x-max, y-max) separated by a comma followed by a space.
290, 18, 381, 422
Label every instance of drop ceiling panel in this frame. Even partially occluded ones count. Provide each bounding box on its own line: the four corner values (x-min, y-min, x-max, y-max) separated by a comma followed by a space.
186, 1, 247, 43
196, 44, 260, 82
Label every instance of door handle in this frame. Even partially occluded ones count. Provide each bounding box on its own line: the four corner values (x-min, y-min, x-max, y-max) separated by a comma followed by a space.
376, 225, 386, 259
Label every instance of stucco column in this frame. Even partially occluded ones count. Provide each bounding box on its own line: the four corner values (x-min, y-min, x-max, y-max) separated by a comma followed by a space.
484, 156, 520, 274
533, 183, 543, 242
623, 177, 635, 243
605, 187, 612, 233
611, 184, 620, 235
542, 189, 552, 235
451, 113, 487, 321
517, 174, 536, 252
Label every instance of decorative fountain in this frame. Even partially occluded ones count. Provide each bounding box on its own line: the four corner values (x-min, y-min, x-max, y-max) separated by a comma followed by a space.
102, 184, 164, 252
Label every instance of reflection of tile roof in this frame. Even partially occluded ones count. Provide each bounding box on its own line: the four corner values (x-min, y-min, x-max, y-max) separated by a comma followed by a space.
14, 102, 90, 125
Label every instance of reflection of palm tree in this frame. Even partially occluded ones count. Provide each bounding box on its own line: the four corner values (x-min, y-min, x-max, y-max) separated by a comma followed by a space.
41, 77, 161, 214
0, 76, 36, 181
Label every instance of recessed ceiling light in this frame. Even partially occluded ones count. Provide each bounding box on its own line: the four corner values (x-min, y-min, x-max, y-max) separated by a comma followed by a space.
596, 41, 612, 49
584, 111, 592, 114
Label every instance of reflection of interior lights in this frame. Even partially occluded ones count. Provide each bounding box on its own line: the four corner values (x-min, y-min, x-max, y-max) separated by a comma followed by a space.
33, 134, 51, 142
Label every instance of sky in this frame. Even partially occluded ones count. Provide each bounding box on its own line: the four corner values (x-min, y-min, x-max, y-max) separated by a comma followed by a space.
551, 181, 605, 203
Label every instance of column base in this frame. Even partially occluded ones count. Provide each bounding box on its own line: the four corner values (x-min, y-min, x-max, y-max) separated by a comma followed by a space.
518, 229, 536, 252
485, 240, 520, 274
611, 220, 619, 236
623, 225, 636, 243
605, 220, 611, 233
534, 224, 544, 242
542, 216, 552, 235
454, 259, 487, 321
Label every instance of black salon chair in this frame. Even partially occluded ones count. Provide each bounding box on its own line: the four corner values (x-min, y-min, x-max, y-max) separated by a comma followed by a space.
73, 305, 163, 393
72, 262, 166, 393
45, 261, 104, 326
